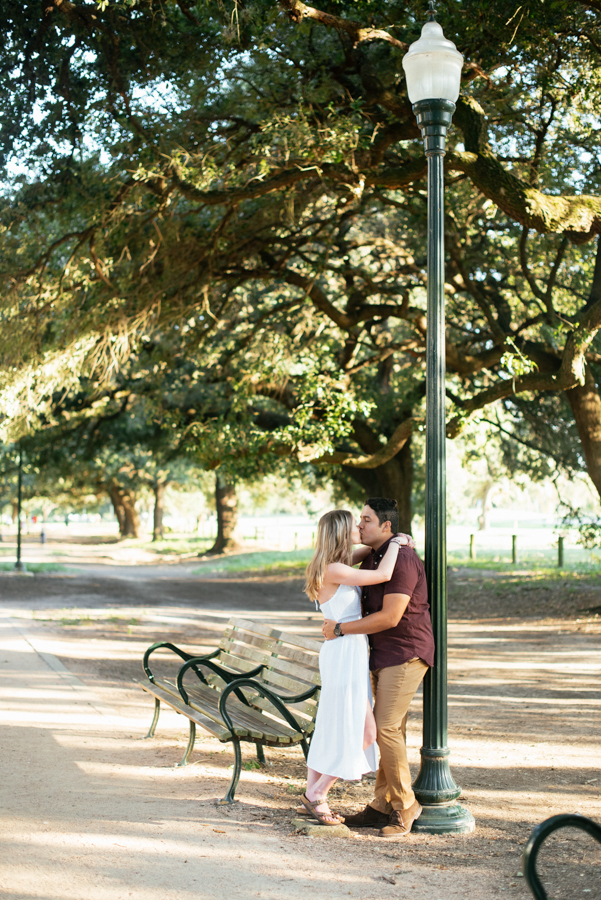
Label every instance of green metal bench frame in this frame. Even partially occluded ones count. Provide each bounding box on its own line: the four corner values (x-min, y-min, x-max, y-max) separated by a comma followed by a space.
140, 618, 321, 803
523, 813, 601, 899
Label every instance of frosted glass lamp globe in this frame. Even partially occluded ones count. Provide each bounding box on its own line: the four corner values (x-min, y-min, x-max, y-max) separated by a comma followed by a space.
402, 21, 463, 104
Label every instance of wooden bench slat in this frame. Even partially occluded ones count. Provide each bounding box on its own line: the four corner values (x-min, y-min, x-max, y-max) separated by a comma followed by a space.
219, 646, 272, 669
270, 642, 320, 669
151, 676, 181, 699
228, 619, 322, 655
221, 638, 319, 678
238, 692, 308, 732
153, 675, 292, 741
260, 667, 318, 694
220, 637, 275, 663
228, 618, 278, 637
222, 632, 319, 669
266, 656, 321, 684
218, 645, 320, 686
265, 628, 323, 654
185, 685, 300, 742
220, 629, 277, 654
221, 622, 277, 644
141, 681, 231, 741
247, 692, 316, 723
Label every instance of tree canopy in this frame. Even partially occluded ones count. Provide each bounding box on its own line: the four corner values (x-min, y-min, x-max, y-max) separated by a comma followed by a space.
1, 0, 600, 525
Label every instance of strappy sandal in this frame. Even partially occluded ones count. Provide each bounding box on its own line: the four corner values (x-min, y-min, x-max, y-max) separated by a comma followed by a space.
300, 794, 344, 826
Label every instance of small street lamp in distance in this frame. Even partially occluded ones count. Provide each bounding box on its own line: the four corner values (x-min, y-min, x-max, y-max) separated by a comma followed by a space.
402, 2, 475, 834
14, 444, 29, 575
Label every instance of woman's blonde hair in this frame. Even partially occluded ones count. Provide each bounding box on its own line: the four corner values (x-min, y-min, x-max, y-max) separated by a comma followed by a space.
304, 509, 354, 602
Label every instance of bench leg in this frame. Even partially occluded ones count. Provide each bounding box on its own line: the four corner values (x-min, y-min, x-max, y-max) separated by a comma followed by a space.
256, 743, 266, 766
177, 721, 196, 767
300, 736, 310, 760
144, 697, 161, 739
220, 738, 242, 804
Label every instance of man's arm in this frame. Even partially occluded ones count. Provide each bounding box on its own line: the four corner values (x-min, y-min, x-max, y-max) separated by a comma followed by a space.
322, 592, 410, 640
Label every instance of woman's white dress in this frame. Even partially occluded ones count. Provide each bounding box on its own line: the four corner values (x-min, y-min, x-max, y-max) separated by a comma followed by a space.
307, 584, 377, 781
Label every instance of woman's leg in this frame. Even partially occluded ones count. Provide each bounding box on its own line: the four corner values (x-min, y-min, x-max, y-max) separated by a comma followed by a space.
307, 772, 338, 802
306, 767, 320, 795
363, 700, 377, 750
305, 768, 339, 822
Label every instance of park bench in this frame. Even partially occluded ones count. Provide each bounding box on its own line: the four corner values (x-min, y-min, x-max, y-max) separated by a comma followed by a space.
140, 617, 322, 803
523, 813, 601, 899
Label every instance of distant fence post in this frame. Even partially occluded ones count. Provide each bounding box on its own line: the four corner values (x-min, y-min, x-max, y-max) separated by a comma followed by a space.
558, 536, 564, 568
469, 534, 475, 560
512, 534, 518, 565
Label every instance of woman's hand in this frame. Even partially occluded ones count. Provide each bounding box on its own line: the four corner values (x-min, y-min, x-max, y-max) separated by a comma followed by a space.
394, 532, 416, 549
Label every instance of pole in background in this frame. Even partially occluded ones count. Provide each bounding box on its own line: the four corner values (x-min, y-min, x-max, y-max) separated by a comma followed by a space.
403, 9, 474, 835
512, 534, 518, 565
14, 445, 27, 574
469, 533, 475, 560
558, 536, 564, 568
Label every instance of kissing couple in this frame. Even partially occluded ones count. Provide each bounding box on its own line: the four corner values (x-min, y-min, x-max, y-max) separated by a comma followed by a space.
302, 498, 435, 838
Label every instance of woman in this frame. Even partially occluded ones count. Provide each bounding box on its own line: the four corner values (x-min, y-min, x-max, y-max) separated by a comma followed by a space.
302, 509, 408, 825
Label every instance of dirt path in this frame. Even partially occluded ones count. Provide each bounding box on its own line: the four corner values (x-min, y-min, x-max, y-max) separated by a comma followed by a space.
0, 568, 600, 900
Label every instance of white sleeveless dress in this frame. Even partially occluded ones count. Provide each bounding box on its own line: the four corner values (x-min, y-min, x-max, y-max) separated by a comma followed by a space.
307, 584, 378, 781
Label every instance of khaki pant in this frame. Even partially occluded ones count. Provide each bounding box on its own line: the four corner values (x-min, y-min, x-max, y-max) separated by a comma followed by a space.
369, 658, 429, 813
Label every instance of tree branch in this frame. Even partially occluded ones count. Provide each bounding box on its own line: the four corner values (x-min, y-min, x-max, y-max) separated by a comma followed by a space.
313, 418, 414, 468
450, 96, 601, 243
155, 157, 427, 208
278, 0, 408, 49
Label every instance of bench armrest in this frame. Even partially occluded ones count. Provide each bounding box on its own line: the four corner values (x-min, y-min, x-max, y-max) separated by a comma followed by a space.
143, 642, 220, 682
267, 684, 319, 704
219, 677, 306, 738
523, 813, 601, 900
177, 657, 265, 706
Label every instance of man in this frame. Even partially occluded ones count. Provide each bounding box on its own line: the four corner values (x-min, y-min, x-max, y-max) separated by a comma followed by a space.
322, 498, 434, 838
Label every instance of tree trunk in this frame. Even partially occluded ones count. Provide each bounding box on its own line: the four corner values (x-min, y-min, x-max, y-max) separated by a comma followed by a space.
208, 475, 239, 554
153, 481, 167, 542
477, 480, 494, 531
342, 434, 414, 534
11, 501, 18, 524
565, 365, 601, 501
120, 488, 140, 538
108, 482, 140, 538
108, 483, 127, 535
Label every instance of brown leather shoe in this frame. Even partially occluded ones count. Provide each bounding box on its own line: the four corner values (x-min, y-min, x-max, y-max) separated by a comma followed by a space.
378, 801, 422, 838
343, 804, 390, 828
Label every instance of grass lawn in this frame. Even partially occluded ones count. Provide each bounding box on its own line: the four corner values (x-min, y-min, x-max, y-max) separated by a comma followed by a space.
0, 562, 71, 574
192, 549, 313, 574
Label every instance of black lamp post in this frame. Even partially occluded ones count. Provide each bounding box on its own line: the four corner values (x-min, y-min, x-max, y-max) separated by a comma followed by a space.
14, 444, 27, 574
402, 4, 474, 834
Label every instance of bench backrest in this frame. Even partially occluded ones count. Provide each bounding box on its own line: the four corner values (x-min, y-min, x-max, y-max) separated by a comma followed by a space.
207, 617, 322, 728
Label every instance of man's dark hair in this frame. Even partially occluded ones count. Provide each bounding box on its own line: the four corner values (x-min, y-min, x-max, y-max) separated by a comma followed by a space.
366, 498, 399, 533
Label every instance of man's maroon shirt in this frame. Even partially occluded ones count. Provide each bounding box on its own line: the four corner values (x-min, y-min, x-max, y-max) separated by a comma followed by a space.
361, 538, 435, 671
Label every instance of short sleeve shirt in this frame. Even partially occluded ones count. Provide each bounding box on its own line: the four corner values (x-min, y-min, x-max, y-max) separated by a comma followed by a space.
361, 540, 435, 671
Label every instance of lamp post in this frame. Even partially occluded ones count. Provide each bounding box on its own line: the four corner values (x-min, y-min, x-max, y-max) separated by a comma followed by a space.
402, 4, 474, 834
14, 444, 27, 574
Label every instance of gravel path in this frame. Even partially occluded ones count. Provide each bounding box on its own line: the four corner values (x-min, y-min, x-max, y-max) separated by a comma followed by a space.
0, 567, 600, 900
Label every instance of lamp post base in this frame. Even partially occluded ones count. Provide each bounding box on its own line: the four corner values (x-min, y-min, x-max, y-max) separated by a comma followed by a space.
412, 747, 475, 834
413, 802, 475, 835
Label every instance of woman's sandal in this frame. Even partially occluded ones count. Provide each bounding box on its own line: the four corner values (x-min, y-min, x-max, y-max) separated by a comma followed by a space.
300, 794, 344, 826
